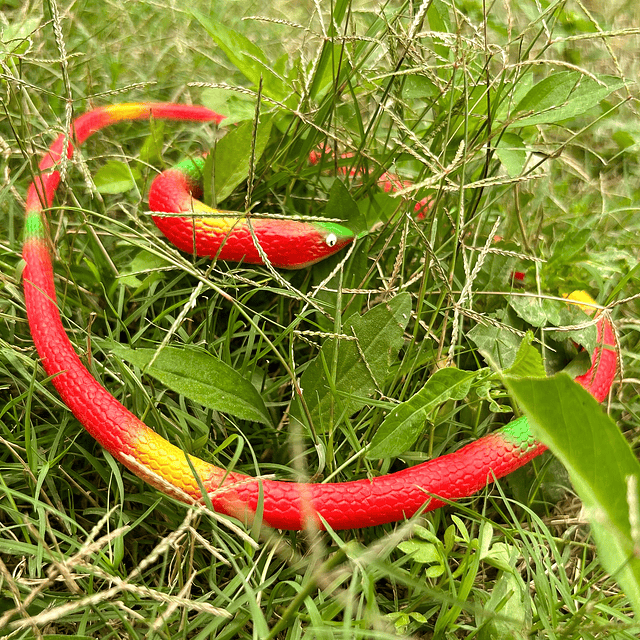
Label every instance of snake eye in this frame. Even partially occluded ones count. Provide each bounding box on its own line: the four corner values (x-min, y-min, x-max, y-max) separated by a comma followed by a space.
325, 233, 338, 247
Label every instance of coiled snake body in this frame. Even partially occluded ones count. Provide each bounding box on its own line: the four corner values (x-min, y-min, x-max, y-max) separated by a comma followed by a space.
22, 103, 617, 530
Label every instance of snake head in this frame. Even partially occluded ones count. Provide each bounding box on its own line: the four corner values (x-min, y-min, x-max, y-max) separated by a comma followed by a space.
315, 221, 357, 251
282, 222, 356, 269
255, 220, 356, 269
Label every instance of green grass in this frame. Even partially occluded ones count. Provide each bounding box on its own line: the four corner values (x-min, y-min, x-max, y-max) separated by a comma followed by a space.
2, 0, 640, 637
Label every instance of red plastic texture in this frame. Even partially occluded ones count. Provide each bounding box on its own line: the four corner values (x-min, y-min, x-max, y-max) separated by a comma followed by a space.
21, 103, 619, 530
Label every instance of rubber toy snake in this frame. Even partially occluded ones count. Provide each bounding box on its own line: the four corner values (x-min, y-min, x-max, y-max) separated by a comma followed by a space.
22, 103, 618, 530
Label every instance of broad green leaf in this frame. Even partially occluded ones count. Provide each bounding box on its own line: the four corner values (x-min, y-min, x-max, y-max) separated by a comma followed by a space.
367, 368, 476, 459
496, 133, 527, 177
1, 17, 40, 59
403, 75, 439, 100
110, 345, 271, 425
503, 333, 546, 379
508, 296, 562, 328
561, 350, 593, 380
545, 306, 598, 355
512, 71, 579, 123
509, 295, 597, 354
398, 539, 445, 576
512, 71, 623, 127
138, 120, 166, 165
494, 75, 535, 123
308, 42, 351, 101
192, 11, 288, 101
399, 525, 446, 577
548, 227, 591, 265
213, 116, 272, 202
307, 0, 351, 99
427, 0, 453, 66
290, 294, 411, 433
93, 161, 140, 194
412, 523, 441, 543
481, 543, 531, 639
325, 179, 367, 234
117, 250, 171, 290
388, 610, 429, 632
201, 87, 256, 125
467, 322, 522, 370
428, 0, 452, 31
542, 73, 623, 122
398, 539, 441, 564
505, 374, 640, 618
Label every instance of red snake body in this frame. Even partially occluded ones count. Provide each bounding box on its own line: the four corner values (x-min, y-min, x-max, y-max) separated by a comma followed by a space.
21, 103, 617, 530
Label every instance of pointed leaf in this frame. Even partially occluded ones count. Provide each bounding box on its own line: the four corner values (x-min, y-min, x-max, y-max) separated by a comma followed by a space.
467, 322, 522, 370
201, 87, 256, 125
496, 133, 527, 177
290, 294, 411, 432
1, 17, 41, 59
398, 539, 443, 566
110, 345, 271, 425
508, 296, 562, 328
213, 116, 272, 202
117, 250, 171, 290
512, 71, 623, 127
367, 368, 476, 459
503, 333, 546, 379
325, 178, 367, 233
505, 373, 640, 618
192, 11, 288, 101
93, 161, 140, 195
